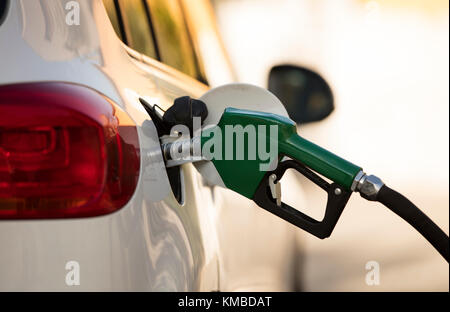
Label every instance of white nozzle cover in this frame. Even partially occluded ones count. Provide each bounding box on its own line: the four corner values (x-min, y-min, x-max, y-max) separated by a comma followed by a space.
195, 83, 289, 187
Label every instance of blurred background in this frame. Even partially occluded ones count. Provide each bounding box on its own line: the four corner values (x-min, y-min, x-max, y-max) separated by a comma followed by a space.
210, 0, 449, 291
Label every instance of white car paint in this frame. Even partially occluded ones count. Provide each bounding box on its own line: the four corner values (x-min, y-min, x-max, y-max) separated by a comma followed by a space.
0, 0, 297, 291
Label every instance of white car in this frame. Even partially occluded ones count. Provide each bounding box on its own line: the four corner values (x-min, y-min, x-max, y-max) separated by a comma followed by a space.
0, 0, 300, 291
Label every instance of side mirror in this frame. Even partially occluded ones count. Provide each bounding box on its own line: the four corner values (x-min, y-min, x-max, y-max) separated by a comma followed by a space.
268, 65, 334, 124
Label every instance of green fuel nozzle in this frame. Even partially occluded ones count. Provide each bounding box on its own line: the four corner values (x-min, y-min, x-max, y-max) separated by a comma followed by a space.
198, 107, 363, 238
202, 107, 362, 198
160, 106, 362, 238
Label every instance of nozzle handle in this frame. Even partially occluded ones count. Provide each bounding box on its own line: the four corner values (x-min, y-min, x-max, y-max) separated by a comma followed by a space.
253, 159, 352, 239
280, 134, 362, 191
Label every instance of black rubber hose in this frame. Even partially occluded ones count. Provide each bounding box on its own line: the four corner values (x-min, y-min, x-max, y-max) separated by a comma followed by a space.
376, 185, 449, 262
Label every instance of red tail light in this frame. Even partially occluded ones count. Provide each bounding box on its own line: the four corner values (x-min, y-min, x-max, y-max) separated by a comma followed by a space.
0, 82, 140, 218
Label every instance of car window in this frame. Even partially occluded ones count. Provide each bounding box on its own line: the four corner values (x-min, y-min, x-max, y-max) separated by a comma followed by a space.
102, 0, 207, 84
102, 0, 123, 41
117, 0, 157, 58
146, 0, 205, 82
